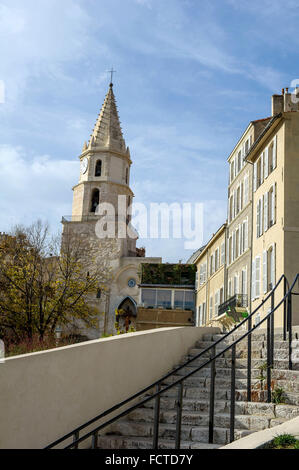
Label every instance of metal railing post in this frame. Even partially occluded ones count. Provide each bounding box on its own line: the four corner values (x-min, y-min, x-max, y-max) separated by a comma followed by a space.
247, 316, 252, 402
91, 432, 98, 449
153, 383, 161, 449
209, 346, 216, 443
271, 291, 275, 368
283, 278, 287, 341
73, 431, 79, 449
229, 344, 236, 443
288, 292, 293, 370
267, 316, 272, 403
175, 382, 184, 449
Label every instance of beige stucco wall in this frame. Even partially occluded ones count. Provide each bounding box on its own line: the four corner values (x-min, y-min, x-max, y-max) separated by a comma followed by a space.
0, 327, 219, 449
251, 121, 285, 326
195, 227, 226, 326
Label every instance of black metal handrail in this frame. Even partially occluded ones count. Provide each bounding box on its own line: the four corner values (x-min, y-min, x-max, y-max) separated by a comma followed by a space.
46, 273, 297, 449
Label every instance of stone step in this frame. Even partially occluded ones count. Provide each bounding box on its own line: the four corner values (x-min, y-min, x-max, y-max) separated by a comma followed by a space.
188, 347, 295, 362
127, 408, 279, 430
106, 421, 258, 445
97, 435, 221, 449
205, 331, 299, 343
142, 398, 299, 418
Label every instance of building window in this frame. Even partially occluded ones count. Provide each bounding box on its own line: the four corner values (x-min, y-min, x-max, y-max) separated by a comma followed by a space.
125, 168, 129, 184
268, 136, 277, 173
220, 242, 225, 266
209, 296, 213, 320
256, 198, 263, 238
253, 256, 261, 299
210, 254, 214, 276
235, 228, 240, 258
96, 289, 101, 299
268, 184, 276, 228
230, 161, 234, 183
237, 150, 242, 173
241, 268, 247, 296
90, 189, 100, 213
95, 160, 102, 177
236, 186, 241, 215
157, 290, 172, 308
229, 195, 233, 222
215, 248, 219, 271
263, 245, 276, 293
244, 173, 249, 205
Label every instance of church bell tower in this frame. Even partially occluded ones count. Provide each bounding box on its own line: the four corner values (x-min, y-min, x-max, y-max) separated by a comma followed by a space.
61, 82, 139, 336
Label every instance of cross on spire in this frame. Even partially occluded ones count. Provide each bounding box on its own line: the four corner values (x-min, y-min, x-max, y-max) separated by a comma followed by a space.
107, 67, 116, 86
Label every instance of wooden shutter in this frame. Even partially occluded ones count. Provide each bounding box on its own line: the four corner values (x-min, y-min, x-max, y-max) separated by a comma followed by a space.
257, 201, 260, 238
252, 259, 256, 300
273, 135, 277, 169
264, 191, 268, 231
263, 250, 267, 294
271, 244, 276, 289
264, 147, 269, 178
253, 162, 257, 192
256, 257, 261, 297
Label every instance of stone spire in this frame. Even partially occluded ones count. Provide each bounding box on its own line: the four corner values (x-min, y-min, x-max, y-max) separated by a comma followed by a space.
88, 84, 127, 153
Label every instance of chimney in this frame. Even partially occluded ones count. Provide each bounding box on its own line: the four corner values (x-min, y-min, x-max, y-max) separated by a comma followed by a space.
284, 87, 299, 112
272, 93, 284, 115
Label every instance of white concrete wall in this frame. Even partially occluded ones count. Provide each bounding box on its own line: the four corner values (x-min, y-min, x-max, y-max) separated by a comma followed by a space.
0, 326, 219, 449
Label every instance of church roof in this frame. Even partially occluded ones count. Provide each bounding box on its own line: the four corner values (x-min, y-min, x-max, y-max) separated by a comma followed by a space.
87, 84, 127, 154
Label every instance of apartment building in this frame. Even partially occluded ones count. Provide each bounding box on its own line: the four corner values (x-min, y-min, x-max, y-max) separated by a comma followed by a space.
247, 91, 299, 326
194, 88, 299, 328
194, 224, 226, 327
226, 118, 271, 312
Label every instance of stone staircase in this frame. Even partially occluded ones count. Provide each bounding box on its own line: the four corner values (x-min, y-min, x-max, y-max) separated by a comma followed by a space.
97, 330, 299, 449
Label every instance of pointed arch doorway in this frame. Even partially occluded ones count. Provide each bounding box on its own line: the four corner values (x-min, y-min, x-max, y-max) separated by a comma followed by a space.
116, 297, 137, 333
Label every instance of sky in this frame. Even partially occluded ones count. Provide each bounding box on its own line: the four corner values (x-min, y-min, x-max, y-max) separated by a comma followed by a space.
0, 0, 299, 262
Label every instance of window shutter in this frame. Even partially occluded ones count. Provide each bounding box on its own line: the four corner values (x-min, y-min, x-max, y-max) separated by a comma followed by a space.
271, 244, 276, 289
260, 152, 264, 184
273, 135, 277, 169
264, 147, 269, 178
256, 257, 261, 297
242, 268, 247, 295
199, 305, 202, 326
260, 198, 264, 235
273, 183, 277, 224
221, 242, 225, 266
244, 218, 248, 250
256, 201, 260, 238
210, 296, 213, 319
244, 173, 249, 204
232, 231, 236, 261
271, 184, 276, 224
253, 162, 257, 192
252, 259, 256, 300
263, 250, 267, 294
232, 192, 235, 220
264, 191, 268, 231
239, 225, 242, 256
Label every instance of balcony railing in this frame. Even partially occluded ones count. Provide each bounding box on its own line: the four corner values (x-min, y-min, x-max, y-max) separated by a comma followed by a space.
218, 294, 248, 317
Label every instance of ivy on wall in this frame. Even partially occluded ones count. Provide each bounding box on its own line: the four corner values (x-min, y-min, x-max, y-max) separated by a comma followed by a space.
140, 263, 196, 286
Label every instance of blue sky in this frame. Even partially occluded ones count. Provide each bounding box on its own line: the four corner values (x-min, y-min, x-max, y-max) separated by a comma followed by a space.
0, 0, 299, 262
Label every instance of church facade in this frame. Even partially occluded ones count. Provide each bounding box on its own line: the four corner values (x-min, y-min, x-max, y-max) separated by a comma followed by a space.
62, 83, 161, 339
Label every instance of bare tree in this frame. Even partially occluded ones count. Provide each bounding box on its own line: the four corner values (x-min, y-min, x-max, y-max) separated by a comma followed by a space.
0, 220, 112, 343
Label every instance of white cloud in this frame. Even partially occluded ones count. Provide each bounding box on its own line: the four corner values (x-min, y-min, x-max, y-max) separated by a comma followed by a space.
0, 145, 77, 232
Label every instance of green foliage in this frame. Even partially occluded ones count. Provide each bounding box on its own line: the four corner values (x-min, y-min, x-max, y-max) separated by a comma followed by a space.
140, 263, 196, 285
271, 386, 285, 404
272, 434, 298, 448
0, 220, 112, 345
